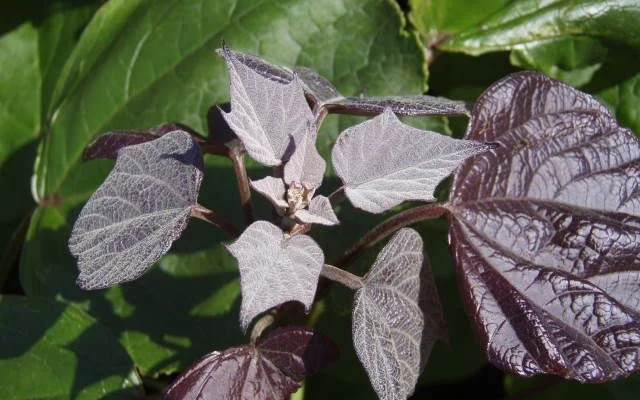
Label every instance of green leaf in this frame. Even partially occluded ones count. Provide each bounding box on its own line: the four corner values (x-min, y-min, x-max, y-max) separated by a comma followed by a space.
440, 0, 640, 55
33, 0, 427, 200
408, 0, 513, 41
0, 295, 141, 399
599, 72, 640, 135
509, 36, 608, 87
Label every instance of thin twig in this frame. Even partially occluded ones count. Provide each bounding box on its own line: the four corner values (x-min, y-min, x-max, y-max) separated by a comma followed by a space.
337, 203, 448, 269
250, 312, 276, 345
228, 140, 254, 225
320, 264, 363, 290
191, 203, 240, 237
199, 141, 229, 156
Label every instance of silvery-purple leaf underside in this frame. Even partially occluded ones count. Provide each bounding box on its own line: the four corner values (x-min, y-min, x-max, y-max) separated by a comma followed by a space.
332, 108, 490, 213
449, 72, 640, 382
353, 228, 445, 400
226, 221, 324, 331
69, 131, 203, 289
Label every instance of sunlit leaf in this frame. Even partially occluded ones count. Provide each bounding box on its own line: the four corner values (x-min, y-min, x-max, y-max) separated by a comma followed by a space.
250, 176, 288, 209
325, 95, 470, 117
219, 46, 314, 166
69, 131, 203, 289
284, 122, 326, 190
332, 108, 489, 213
164, 326, 338, 400
353, 228, 445, 400
449, 71, 640, 382
295, 195, 339, 226
226, 221, 324, 331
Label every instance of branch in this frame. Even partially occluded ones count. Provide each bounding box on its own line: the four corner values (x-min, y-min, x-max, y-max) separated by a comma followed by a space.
337, 203, 448, 269
227, 140, 255, 225
320, 264, 363, 290
191, 203, 239, 237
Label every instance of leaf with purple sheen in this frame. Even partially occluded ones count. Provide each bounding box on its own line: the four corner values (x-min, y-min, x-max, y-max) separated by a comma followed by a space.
448, 71, 640, 383
294, 195, 339, 226
219, 46, 314, 167
164, 326, 338, 400
226, 221, 324, 331
332, 108, 489, 213
83, 123, 204, 160
353, 228, 445, 400
250, 176, 288, 209
284, 122, 326, 190
69, 131, 203, 289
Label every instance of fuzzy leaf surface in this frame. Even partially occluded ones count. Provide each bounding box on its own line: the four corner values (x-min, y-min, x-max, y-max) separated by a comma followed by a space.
220, 47, 314, 166
226, 221, 324, 331
332, 108, 489, 213
164, 326, 338, 400
326, 95, 470, 117
449, 71, 640, 382
295, 195, 339, 226
353, 228, 444, 400
250, 176, 288, 209
69, 131, 203, 289
283, 122, 325, 190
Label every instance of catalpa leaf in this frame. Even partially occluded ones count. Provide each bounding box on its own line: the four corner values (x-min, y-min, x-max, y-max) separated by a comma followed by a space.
284, 121, 326, 190
448, 72, 640, 382
332, 108, 489, 213
164, 326, 338, 400
250, 176, 288, 209
353, 228, 445, 400
69, 131, 203, 289
219, 46, 314, 166
295, 195, 339, 226
83, 123, 203, 160
226, 221, 324, 331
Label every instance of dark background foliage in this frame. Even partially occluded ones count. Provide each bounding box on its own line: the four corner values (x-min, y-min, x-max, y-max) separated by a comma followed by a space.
1, 0, 639, 398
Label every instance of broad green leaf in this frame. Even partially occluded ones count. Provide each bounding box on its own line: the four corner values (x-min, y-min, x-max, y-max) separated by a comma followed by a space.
409, 0, 513, 42
440, 0, 640, 55
599, 72, 640, 135
509, 36, 608, 87
33, 0, 427, 200
20, 178, 243, 376
0, 295, 141, 399
69, 131, 203, 289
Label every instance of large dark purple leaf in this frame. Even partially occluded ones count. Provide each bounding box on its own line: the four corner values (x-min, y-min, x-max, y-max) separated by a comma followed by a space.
448, 72, 640, 383
164, 326, 338, 400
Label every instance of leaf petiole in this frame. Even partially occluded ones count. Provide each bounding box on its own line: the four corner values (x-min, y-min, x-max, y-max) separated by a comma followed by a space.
191, 203, 239, 237
319, 264, 363, 290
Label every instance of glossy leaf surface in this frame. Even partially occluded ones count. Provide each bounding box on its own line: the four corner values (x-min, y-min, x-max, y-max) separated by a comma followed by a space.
332, 108, 489, 213
69, 131, 203, 289
353, 228, 445, 400
164, 326, 338, 400
441, 0, 640, 55
0, 296, 140, 399
448, 72, 640, 382
226, 221, 324, 331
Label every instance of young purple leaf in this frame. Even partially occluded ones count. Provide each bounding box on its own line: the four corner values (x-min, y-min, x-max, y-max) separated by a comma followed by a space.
295, 195, 339, 226
69, 131, 203, 289
448, 72, 640, 383
219, 46, 315, 166
283, 122, 326, 190
250, 176, 288, 209
164, 326, 338, 400
226, 221, 324, 331
353, 228, 445, 400
326, 95, 470, 117
332, 108, 490, 213
83, 123, 202, 160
